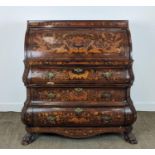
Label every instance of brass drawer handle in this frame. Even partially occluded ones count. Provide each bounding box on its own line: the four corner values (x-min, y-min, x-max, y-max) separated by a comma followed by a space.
102, 115, 112, 123
102, 72, 113, 78
48, 93, 56, 99
46, 72, 55, 79
47, 115, 56, 124
74, 108, 84, 115
73, 68, 84, 74
101, 92, 112, 99
74, 88, 83, 92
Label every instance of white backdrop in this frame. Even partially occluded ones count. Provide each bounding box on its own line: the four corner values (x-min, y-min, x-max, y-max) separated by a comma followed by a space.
0, 6, 155, 111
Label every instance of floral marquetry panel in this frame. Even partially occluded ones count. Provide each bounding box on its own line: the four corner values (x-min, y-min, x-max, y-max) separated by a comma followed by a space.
26, 29, 130, 60
27, 67, 131, 85
32, 107, 125, 127
31, 87, 126, 103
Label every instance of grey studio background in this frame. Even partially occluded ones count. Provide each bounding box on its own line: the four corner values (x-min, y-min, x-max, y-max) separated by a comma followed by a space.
0, 6, 155, 111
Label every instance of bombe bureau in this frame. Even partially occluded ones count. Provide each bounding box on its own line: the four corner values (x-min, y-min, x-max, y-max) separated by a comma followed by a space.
21, 20, 137, 145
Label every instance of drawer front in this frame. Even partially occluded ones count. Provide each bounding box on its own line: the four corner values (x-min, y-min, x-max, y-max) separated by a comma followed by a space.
31, 87, 126, 106
27, 28, 130, 60
27, 67, 131, 85
32, 107, 125, 127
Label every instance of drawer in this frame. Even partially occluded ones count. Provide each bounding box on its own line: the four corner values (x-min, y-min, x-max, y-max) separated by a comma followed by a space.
31, 87, 127, 106
27, 28, 130, 61
30, 107, 125, 127
27, 66, 131, 85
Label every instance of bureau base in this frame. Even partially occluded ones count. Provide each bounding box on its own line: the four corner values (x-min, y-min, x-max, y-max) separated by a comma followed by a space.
21, 126, 137, 145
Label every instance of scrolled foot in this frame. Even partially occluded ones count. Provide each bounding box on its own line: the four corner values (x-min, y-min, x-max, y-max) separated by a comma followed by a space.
21, 132, 38, 145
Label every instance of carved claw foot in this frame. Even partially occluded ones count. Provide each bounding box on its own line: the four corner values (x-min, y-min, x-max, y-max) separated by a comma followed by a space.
123, 127, 137, 144
21, 133, 38, 145
124, 132, 137, 144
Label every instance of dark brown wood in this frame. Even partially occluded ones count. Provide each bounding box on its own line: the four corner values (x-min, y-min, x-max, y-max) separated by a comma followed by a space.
26, 127, 126, 139
26, 28, 130, 60
23, 107, 129, 127
31, 87, 126, 103
21, 20, 137, 145
25, 66, 131, 85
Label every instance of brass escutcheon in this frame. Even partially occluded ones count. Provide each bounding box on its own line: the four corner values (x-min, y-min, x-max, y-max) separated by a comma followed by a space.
73, 68, 84, 74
